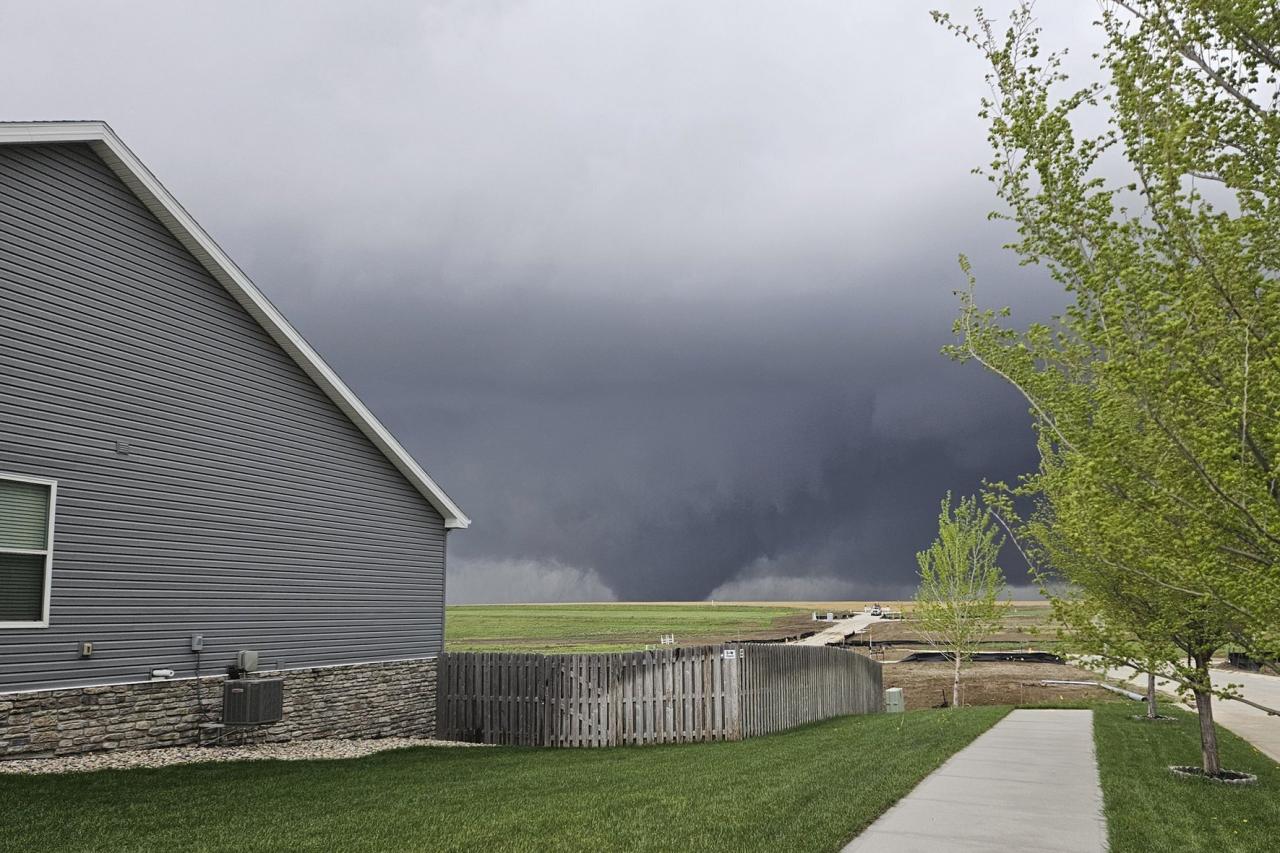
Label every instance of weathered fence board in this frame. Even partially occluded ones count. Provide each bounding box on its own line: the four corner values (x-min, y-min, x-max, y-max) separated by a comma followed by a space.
436, 643, 882, 747
736, 644, 882, 738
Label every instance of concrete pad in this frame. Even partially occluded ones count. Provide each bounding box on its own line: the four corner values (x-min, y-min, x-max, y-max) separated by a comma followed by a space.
843, 710, 1107, 853
849, 829, 1077, 853
945, 744, 1097, 769
869, 797, 1104, 844
934, 757, 1094, 784
888, 774, 1066, 809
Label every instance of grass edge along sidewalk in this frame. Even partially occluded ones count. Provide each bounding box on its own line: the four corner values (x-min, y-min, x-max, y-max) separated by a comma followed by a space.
0, 707, 1005, 853
1094, 701, 1280, 853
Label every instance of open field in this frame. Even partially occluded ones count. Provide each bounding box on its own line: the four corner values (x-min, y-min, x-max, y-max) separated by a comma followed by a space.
445, 603, 819, 652
0, 708, 1007, 853
445, 600, 1056, 654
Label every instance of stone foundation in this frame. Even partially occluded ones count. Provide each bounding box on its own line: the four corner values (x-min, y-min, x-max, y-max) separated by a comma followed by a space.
0, 657, 437, 759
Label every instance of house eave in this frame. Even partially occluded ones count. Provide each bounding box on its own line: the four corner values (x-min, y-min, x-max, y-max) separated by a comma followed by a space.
0, 121, 470, 530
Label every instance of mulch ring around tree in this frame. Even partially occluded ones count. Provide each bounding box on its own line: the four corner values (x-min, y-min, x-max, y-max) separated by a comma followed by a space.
1168, 765, 1259, 785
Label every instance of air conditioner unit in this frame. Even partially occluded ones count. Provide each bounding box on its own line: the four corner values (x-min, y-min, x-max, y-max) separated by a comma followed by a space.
223, 678, 284, 725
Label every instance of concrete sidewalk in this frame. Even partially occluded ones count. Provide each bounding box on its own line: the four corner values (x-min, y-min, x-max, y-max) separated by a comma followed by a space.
794, 613, 881, 646
843, 709, 1107, 853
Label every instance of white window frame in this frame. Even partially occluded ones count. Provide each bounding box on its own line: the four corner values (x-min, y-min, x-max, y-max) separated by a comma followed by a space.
0, 472, 57, 629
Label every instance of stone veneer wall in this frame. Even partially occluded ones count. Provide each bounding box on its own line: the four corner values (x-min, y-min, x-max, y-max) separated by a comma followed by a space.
0, 657, 437, 760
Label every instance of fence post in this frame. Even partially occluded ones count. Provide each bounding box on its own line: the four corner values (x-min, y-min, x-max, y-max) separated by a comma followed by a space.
725, 644, 742, 740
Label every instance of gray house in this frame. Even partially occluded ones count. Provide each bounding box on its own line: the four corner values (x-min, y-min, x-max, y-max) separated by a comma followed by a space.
0, 121, 468, 758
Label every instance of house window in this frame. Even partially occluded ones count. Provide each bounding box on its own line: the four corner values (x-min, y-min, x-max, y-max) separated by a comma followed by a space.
0, 474, 56, 627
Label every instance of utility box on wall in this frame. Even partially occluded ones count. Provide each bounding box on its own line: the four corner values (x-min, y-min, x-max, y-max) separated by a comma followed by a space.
223, 678, 284, 725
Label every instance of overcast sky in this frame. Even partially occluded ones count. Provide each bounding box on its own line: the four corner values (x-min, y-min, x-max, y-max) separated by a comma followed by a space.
1, 2, 1103, 602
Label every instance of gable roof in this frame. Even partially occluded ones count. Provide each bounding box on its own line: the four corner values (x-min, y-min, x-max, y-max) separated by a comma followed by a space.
0, 121, 470, 529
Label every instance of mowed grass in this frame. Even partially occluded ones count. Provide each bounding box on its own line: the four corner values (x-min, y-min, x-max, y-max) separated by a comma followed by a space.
0, 707, 1006, 853
445, 603, 812, 652
1094, 701, 1280, 853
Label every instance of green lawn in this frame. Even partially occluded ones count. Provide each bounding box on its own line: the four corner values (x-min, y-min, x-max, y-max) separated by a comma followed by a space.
0, 707, 1005, 853
10, 697, 1273, 852
445, 603, 812, 652
1094, 701, 1280, 853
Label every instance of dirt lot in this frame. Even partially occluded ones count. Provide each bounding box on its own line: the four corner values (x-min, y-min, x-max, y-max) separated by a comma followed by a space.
882, 661, 1118, 710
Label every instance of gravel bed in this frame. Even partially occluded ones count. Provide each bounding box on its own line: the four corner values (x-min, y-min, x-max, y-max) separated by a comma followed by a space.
0, 737, 488, 775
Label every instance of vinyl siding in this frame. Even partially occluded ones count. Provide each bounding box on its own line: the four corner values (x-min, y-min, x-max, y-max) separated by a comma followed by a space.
0, 142, 448, 692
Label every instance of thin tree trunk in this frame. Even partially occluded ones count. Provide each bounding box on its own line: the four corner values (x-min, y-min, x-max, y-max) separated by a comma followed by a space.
1147, 671, 1158, 719
1192, 654, 1222, 776
952, 652, 962, 708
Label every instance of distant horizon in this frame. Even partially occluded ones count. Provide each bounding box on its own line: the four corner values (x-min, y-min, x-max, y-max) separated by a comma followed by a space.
445, 588, 1049, 607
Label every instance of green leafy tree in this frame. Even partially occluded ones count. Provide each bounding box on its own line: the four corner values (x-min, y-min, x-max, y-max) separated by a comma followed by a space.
1049, 570, 1195, 722
934, 1, 1280, 775
914, 494, 1010, 708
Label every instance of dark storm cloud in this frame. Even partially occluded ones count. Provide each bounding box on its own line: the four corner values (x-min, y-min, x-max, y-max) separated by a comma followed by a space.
0, 1, 1101, 600
288, 245, 1049, 601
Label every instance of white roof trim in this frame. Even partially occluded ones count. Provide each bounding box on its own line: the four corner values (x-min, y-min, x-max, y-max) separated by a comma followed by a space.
0, 121, 470, 529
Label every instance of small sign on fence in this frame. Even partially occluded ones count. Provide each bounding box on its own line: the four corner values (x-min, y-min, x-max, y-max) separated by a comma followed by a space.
722, 648, 737, 660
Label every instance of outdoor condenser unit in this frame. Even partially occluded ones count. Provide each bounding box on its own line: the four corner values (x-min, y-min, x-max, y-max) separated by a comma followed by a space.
222, 678, 284, 726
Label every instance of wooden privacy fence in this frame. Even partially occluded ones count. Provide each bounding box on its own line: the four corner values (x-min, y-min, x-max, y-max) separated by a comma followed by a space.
738, 643, 882, 738
436, 643, 882, 747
